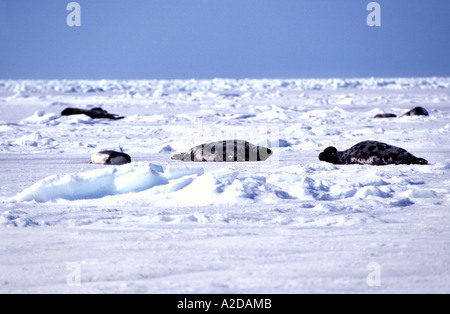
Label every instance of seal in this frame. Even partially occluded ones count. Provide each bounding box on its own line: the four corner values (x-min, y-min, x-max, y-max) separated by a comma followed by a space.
171, 140, 273, 162
318, 141, 428, 165
402, 106, 429, 117
374, 106, 429, 119
89, 150, 131, 165
61, 107, 124, 120
374, 113, 397, 119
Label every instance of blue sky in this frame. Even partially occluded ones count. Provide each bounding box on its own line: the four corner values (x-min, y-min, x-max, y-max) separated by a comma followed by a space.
0, 0, 449, 79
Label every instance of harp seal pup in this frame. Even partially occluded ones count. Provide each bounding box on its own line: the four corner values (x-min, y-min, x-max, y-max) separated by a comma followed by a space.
90, 151, 131, 165
318, 141, 428, 165
171, 140, 273, 162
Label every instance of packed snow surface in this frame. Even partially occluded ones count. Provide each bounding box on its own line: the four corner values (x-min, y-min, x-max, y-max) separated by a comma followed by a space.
0, 78, 449, 293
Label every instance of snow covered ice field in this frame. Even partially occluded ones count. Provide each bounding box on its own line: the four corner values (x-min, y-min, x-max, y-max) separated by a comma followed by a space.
0, 77, 449, 293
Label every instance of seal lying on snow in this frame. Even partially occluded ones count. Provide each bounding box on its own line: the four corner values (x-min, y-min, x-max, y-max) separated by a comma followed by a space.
171, 140, 273, 162
61, 107, 124, 120
402, 106, 429, 117
374, 113, 398, 119
374, 106, 429, 119
318, 141, 428, 165
90, 151, 131, 165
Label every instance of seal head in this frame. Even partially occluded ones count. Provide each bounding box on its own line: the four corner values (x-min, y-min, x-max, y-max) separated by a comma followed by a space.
318, 146, 339, 164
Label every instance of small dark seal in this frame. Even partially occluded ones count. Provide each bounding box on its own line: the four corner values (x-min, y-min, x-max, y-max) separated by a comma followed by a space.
61, 107, 124, 120
171, 140, 273, 162
374, 113, 397, 119
90, 151, 131, 165
318, 141, 428, 165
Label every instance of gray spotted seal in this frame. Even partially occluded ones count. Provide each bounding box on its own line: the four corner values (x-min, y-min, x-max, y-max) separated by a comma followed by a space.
171, 140, 273, 162
90, 151, 131, 165
318, 141, 428, 165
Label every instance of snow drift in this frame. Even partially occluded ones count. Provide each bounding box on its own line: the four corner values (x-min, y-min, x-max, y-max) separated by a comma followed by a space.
13, 161, 444, 210
14, 163, 204, 203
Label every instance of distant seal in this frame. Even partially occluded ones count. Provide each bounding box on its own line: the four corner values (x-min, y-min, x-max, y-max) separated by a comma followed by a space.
171, 140, 273, 162
402, 106, 429, 117
90, 151, 131, 165
374, 113, 397, 119
61, 107, 124, 120
318, 141, 428, 165
374, 106, 429, 119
